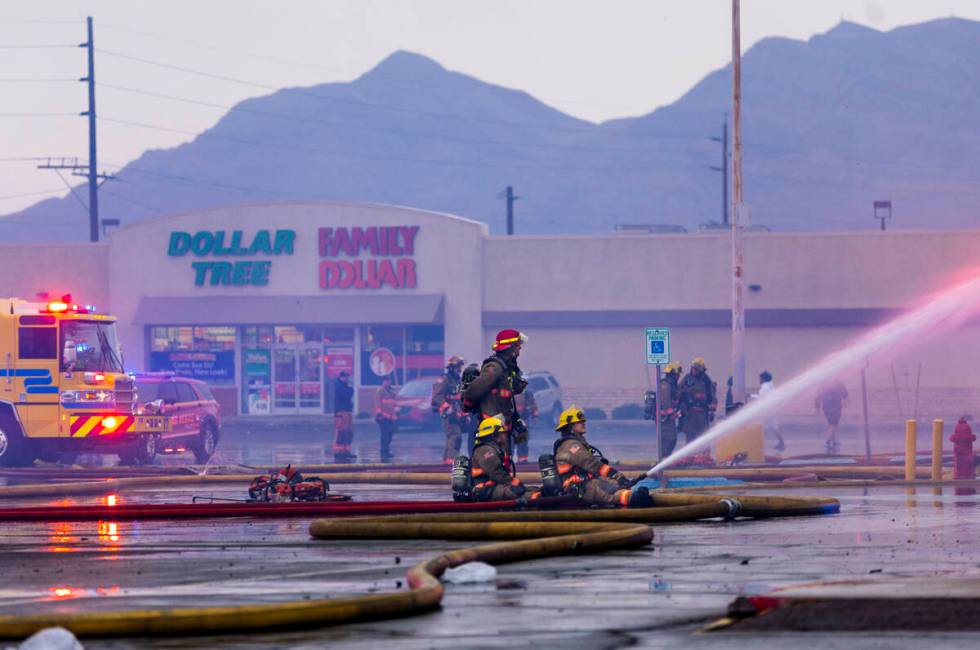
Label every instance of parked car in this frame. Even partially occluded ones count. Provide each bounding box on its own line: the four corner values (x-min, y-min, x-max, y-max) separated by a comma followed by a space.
523, 371, 564, 428
132, 372, 221, 465
395, 376, 441, 430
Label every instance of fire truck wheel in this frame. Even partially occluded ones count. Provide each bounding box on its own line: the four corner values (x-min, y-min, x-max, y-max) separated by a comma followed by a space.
192, 422, 218, 464
0, 415, 30, 468
119, 434, 159, 466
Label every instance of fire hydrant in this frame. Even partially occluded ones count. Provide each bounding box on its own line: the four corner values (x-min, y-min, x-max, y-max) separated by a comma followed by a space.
950, 418, 977, 480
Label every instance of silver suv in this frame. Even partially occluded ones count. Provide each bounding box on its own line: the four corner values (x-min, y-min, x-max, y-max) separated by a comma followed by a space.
525, 371, 564, 427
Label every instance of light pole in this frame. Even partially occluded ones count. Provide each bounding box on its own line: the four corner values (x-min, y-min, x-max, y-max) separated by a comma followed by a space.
730, 0, 747, 405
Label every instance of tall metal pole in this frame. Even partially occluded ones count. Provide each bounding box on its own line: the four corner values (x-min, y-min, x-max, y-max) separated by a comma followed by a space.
722, 116, 729, 226
505, 185, 515, 235
82, 16, 99, 243
730, 0, 746, 404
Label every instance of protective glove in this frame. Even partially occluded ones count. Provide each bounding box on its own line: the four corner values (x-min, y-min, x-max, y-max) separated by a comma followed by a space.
512, 482, 527, 497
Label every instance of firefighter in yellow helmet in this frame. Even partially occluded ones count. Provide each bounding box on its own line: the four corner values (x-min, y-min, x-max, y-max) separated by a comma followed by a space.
679, 357, 717, 443
552, 406, 653, 507
658, 362, 683, 455
469, 415, 529, 502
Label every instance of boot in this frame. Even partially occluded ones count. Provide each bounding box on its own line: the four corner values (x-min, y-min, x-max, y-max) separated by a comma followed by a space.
628, 486, 654, 508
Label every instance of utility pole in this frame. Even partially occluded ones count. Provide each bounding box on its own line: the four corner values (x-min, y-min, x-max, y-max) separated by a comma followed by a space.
709, 115, 729, 226
730, 0, 747, 405
37, 16, 112, 242
498, 186, 519, 235
83, 16, 99, 243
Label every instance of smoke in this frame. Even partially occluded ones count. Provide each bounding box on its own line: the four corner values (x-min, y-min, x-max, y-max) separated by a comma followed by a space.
649, 270, 980, 475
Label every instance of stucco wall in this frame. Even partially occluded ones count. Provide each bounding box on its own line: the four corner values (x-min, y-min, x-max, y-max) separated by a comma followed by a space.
483, 230, 980, 413
0, 243, 109, 309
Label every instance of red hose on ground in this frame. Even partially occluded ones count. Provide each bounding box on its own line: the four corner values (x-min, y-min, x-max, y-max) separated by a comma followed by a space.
0, 497, 578, 521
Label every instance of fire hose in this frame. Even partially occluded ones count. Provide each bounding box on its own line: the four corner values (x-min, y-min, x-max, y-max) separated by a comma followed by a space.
0, 492, 838, 639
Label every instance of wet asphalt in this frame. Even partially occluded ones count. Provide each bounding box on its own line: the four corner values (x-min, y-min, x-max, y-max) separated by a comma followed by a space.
1, 420, 980, 648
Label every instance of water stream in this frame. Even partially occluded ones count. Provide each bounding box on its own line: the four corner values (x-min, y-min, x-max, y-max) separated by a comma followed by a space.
649, 271, 980, 475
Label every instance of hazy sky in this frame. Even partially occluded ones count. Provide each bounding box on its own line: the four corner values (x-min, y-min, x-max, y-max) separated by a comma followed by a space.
3, 0, 979, 214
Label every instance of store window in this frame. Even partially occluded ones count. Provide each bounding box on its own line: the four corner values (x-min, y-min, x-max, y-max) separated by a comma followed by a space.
360, 326, 404, 386
149, 326, 236, 385
405, 326, 444, 382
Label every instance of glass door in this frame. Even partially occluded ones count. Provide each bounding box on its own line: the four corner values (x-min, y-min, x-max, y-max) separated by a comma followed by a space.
273, 347, 297, 411
272, 344, 323, 414
297, 344, 323, 413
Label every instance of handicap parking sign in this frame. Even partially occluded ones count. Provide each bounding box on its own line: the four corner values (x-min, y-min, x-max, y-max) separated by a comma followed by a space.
645, 328, 670, 365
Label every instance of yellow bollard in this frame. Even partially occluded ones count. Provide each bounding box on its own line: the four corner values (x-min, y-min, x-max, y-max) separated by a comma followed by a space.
932, 419, 944, 481
905, 419, 917, 481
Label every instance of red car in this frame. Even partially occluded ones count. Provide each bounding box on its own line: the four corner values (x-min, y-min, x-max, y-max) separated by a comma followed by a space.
395, 376, 441, 429
132, 372, 221, 465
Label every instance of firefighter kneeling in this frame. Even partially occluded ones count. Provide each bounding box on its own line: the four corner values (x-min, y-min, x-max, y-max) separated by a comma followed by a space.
452, 415, 530, 503
546, 406, 653, 508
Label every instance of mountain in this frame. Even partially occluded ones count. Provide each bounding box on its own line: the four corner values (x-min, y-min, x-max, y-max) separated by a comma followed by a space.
4, 18, 980, 240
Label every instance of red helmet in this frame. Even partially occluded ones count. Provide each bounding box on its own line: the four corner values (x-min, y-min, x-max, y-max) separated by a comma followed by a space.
492, 329, 527, 352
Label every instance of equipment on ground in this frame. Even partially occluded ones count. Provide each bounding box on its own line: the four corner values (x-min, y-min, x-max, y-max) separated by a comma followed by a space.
248, 465, 330, 502
538, 453, 561, 496
451, 455, 472, 502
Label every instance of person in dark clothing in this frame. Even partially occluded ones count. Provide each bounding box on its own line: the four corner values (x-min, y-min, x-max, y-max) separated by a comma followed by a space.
432, 356, 466, 464
514, 387, 538, 463
462, 329, 529, 455
374, 377, 398, 462
815, 380, 849, 454
658, 362, 682, 456
332, 371, 355, 462
679, 357, 717, 443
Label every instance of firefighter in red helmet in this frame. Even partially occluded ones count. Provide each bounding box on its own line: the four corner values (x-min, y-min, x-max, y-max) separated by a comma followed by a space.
462, 329, 530, 453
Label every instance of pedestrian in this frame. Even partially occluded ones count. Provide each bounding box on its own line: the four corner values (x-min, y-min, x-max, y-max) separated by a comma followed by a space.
658, 362, 682, 456
678, 358, 717, 443
462, 329, 530, 456
756, 370, 784, 452
552, 406, 652, 507
331, 371, 355, 462
374, 376, 398, 462
815, 380, 849, 454
469, 416, 530, 502
432, 356, 466, 464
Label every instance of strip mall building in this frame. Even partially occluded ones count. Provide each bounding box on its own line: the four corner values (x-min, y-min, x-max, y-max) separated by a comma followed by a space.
2, 201, 978, 418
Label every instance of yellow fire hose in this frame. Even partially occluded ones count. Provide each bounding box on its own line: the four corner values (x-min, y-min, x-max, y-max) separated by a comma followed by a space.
0, 491, 837, 639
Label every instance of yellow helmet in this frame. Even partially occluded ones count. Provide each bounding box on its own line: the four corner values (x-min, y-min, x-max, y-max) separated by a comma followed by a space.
476, 415, 506, 439
555, 405, 586, 432
691, 357, 707, 370
665, 361, 682, 374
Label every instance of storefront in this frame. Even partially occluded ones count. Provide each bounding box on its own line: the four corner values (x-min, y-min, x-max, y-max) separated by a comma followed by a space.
104, 202, 487, 415
3, 200, 980, 418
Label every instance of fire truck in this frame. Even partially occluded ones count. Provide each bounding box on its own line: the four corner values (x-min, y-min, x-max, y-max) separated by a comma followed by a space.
0, 295, 168, 467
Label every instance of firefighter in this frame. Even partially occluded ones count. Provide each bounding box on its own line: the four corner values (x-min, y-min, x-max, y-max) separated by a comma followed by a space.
462, 329, 530, 454
470, 415, 528, 501
432, 355, 466, 464
332, 371, 356, 462
374, 376, 398, 462
553, 406, 653, 507
515, 386, 539, 463
659, 362, 682, 456
679, 358, 717, 443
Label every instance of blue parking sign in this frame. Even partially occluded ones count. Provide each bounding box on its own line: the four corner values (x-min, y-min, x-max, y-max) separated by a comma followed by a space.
644, 328, 670, 365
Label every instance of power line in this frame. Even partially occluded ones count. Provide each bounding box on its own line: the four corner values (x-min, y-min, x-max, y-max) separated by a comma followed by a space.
0, 44, 77, 49
98, 114, 712, 172
98, 82, 704, 155
98, 23, 654, 114
95, 47, 704, 140
0, 112, 79, 117
0, 78, 79, 82
0, 188, 65, 201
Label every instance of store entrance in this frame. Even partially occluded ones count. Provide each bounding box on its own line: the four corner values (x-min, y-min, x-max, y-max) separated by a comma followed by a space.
272, 344, 322, 414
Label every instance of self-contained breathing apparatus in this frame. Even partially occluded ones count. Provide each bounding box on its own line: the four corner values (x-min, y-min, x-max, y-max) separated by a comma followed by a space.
451, 454, 472, 502
538, 453, 562, 497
